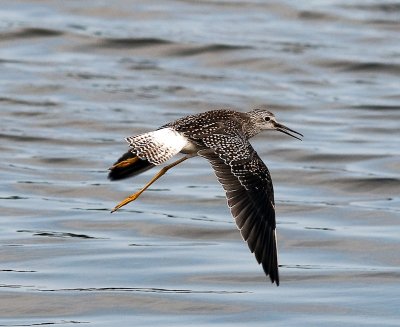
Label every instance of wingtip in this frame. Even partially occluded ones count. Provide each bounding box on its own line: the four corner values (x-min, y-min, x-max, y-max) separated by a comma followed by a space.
269, 270, 280, 286
273, 276, 280, 286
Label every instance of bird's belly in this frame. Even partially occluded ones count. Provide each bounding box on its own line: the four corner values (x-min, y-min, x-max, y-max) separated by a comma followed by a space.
180, 140, 200, 155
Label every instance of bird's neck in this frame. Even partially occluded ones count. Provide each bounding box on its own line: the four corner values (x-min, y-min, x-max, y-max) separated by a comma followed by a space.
241, 119, 262, 139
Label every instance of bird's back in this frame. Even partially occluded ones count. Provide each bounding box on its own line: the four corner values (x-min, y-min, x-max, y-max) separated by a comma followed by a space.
164, 109, 248, 141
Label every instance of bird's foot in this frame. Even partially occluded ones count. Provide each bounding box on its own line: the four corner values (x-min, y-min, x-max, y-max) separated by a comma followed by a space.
111, 191, 143, 213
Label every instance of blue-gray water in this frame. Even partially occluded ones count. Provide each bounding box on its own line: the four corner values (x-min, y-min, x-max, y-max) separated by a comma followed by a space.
1, 1, 399, 326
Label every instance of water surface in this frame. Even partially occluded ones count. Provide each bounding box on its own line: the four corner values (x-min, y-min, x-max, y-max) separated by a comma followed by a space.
0, 1, 399, 326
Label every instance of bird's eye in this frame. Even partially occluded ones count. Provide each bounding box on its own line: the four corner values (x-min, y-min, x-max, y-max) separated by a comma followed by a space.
264, 117, 271, 122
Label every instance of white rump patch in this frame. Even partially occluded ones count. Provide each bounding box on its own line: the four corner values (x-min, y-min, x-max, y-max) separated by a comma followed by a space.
125, 128, 188, 165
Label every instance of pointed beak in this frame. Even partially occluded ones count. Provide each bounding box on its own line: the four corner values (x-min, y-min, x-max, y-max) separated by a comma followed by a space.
274, 122, 303, 141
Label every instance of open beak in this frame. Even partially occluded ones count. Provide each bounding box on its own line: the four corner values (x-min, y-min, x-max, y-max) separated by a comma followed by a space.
274, 122, 303, 141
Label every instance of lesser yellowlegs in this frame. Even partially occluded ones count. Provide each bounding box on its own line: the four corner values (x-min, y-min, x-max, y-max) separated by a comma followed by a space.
109, 108, 303, 285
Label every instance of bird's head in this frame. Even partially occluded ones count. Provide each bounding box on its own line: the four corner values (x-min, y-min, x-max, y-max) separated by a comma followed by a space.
249, 108, 303, 140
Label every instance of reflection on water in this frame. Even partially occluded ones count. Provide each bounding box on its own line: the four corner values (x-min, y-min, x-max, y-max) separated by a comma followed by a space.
1, 0, 399, 326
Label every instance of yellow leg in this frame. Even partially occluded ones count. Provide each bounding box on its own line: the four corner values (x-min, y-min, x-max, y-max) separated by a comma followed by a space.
111, 156, 190, 213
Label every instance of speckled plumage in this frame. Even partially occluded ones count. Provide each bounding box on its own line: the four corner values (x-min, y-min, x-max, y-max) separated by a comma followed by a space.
109, 108, 303, 285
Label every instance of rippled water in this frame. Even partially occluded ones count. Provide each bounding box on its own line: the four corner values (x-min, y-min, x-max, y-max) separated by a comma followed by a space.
1, 1, 399, 326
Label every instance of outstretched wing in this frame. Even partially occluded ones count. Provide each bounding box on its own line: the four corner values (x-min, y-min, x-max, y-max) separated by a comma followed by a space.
198, 133, 279, 285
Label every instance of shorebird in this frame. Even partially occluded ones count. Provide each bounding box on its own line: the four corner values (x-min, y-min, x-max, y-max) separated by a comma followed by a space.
108, 108, 302, 285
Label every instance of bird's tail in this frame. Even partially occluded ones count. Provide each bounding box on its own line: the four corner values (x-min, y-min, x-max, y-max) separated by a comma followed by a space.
108, 151, 155, 181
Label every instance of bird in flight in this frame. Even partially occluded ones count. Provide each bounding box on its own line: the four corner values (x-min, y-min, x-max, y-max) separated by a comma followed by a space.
109, 108, 303, 285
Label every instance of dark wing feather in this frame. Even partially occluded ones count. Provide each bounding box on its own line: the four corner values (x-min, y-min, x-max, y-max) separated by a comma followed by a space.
198, 142, 279, 285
